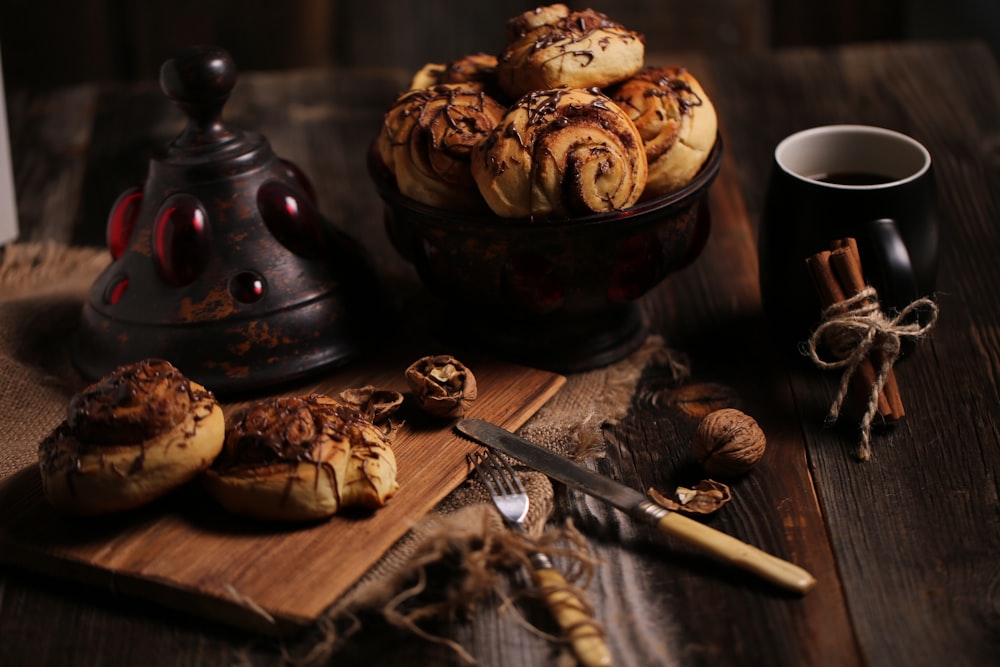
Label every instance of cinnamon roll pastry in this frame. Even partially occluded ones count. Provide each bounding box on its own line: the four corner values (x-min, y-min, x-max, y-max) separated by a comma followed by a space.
471, 87, 648, 218
409, 53, 500, 95
497, 5, 644, 99
203, 394, 399, 522
409, 63, 447, 90
503, 2, 572, 39
37, 359, 225, 515
377, 83, 508, 210
607, 66, 718, 197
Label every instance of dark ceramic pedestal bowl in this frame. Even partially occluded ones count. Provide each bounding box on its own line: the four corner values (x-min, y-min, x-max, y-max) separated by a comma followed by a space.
368, 136, 722, 372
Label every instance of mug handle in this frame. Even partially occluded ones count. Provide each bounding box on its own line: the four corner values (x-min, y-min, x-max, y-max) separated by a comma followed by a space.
866, 218, 919, 312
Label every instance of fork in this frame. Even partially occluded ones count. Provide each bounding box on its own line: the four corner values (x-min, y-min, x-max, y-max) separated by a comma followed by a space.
470, 448, 613, 667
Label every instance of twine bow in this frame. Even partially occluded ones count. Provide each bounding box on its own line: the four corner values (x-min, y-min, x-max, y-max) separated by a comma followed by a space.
802, 287, 939, 460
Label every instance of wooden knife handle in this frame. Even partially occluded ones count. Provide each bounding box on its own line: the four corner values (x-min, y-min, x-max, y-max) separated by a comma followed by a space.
530, 566, 613, 667
652, 508, 816, 595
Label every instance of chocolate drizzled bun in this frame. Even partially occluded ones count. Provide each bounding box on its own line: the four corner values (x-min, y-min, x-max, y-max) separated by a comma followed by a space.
497, 4, 644, 99
607, 66, 718, 197
471, 87, 648, 218
38, 359, 224, 515
409, 52, 500, 96
204, 394, 399, 522
66, 358, 196, 443
377, 83, 507, 210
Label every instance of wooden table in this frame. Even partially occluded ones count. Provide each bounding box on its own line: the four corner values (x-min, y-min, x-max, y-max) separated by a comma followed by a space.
3, 40, 999, 666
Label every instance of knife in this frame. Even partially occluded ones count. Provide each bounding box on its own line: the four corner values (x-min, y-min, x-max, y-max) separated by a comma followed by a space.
456, 418, 816, 595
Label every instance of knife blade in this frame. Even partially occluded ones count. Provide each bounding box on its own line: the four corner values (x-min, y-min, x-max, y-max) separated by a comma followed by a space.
456, 418, 816, 595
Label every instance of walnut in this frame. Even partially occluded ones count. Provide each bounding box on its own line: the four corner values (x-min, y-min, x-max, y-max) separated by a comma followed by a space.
337, 385, 404, 431
691, 408, 766, 477
405, 355, 478, 419
648, 480, 732, 515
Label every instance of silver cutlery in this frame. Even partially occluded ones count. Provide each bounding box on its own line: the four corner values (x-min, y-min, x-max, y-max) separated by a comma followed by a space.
470, 448, 613, 667
459, 418, 816, 595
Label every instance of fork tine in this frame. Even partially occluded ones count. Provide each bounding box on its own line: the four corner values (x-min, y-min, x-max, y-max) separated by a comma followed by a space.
485, 448, 526, 495
469, 450, 496, 494
469, 448, 613, 666
471, 448, 523, 497
470, 448, 530, 525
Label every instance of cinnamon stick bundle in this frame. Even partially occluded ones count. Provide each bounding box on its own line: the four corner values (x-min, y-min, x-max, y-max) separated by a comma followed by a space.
805, 238, 905, 422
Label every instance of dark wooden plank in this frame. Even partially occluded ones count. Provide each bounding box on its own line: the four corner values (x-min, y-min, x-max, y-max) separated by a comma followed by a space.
769, 0, 907, 46
585, 54, 859, 666
0, 356, 564, 635
114, 1, 336, 82
332, 0, 770, 72
3, 41, 999, 667
0, 0, 118, 88
705, 41, 1000, 667
5, 86, 98, 245
590, 0, 769, 52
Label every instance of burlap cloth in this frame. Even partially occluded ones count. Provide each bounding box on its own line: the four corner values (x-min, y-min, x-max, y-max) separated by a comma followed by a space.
0, 242, 690, 664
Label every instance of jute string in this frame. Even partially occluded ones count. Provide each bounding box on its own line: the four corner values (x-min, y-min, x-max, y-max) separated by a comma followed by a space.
802, 286, 939, 460
0, 242, 685, 664
297, 334, 681, 665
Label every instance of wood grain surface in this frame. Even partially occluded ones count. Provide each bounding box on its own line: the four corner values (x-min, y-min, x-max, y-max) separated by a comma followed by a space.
0, 353, 565, 636
2, 40, 999, 667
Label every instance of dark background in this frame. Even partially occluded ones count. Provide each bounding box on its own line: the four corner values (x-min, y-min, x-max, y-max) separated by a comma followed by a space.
2, 0, 999, 91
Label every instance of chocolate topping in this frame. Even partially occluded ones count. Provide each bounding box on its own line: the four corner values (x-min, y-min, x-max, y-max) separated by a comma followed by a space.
383, 85, 502, 149
440, 53, 498, 85
475, 87, 645, 218
481, 88, 639, 176
380, 84, 506, 199
502, 7, 642, 66
213, 394, 374, 472
641, 67, 703, 113
65, 358, 206, 444
38, 359, 218, 492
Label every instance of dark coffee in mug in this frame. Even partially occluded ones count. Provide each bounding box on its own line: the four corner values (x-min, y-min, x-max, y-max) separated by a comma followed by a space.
811, 171, 893, 186
758, 125, 939, 351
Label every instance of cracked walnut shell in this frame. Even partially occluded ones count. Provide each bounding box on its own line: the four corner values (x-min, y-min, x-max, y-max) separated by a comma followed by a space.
692, 408, 766, 477
405, 355, 478, 419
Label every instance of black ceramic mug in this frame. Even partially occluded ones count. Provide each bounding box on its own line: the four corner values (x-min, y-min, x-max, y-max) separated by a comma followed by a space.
758, 124, 939, 350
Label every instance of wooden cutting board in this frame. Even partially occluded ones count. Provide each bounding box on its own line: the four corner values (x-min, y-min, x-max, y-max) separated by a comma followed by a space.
0, 352, 564, 636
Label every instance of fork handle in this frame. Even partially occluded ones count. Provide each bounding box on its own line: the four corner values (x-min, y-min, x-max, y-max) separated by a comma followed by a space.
529, 558, 613, 667
644, 504, 816, 594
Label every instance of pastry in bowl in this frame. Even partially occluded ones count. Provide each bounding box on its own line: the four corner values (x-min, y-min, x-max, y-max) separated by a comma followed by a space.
607, 66, 719, 197
471, 87, 648, 218
369, 128, 722, 372
497, 4, 644, 99
409, 52, 500, 95
203, 394, 399, 522
367, 4, 723, 371
377, 83, 507, 210
37, 358, 225, 515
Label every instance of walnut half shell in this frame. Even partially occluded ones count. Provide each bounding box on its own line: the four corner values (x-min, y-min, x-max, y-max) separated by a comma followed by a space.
405, 355, 478, 419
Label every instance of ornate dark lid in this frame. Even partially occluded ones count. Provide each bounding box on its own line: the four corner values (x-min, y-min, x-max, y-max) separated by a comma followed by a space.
72, 46, 379, 395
